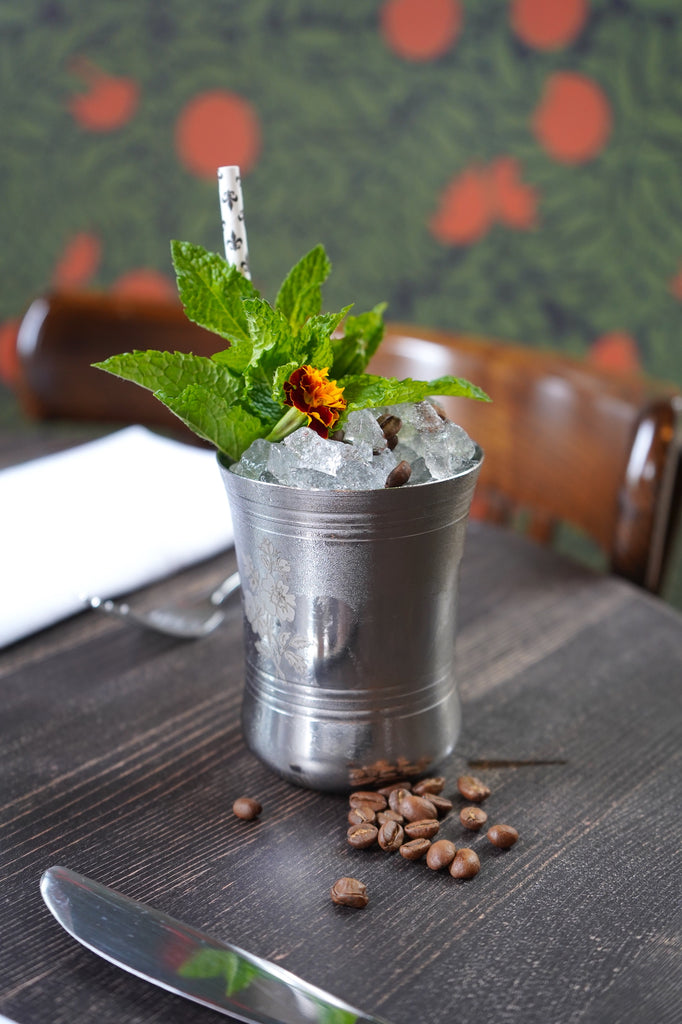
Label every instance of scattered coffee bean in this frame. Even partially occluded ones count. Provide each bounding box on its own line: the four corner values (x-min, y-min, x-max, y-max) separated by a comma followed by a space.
412, 776, 446, 796
487, 824, 519, 849
457, 775, 491, 802
377, 781, 412, 797
385, 460, 412, 488
378, 818, 405, 852
460, 806, 488, 831
399, 838, 431, 861
349, 790, 387, 811
377, 809, 404, 825
404, 818, 440, 840
232, 797, 262, 821
399, 793, 438, 822
426, 839, 457, 870
337, 773, 523, 901
330, 877, 368, 908
450, 848, 481, 879
388, 787, 410, 813
427, 794, 454, 816
347, 823, 379, 849
348, 805, 376, 825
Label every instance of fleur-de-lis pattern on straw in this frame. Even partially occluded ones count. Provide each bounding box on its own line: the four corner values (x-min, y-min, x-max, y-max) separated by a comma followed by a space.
241, 538, 308, 678
217, 165, 250, 278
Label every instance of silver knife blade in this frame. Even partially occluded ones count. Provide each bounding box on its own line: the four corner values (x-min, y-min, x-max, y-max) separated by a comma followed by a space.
40, 866, 394, 1024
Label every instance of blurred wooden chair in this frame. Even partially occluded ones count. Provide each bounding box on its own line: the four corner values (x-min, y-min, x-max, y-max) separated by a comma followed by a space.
371, 325, 682, 595
14, 293, 682, 594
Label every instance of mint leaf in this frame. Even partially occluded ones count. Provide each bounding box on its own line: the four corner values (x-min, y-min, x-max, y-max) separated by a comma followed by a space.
93, 349, 256, 460
271, 359, 299, 400
244, 379, 284, 424
331, 303, 386, 378
94, 350, 241, 403
275, 244, 331, 332
339, 373, 491, 416
242, 298, 294, 366
298, 306, 353, 369
241, 299, 300, 402
171, 240, 258, 371
159, 383, 265, 462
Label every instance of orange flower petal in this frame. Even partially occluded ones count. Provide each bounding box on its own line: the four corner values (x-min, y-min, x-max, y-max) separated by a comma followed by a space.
283, 365, 346, 438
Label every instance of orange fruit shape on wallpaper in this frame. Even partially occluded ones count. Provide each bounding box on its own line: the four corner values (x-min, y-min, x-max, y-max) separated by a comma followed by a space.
381, 0, 463, 60
511, 0, 589, 50
175, 90, 261, 180
52, 232, 101, 289
533, 71, 612, 164
68, 57, 139, 132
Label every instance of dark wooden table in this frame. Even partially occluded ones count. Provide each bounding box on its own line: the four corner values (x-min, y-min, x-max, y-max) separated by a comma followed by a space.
1, 432, 681, 1024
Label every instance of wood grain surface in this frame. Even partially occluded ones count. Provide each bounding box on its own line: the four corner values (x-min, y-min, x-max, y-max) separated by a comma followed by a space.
1, 435, 681, 1024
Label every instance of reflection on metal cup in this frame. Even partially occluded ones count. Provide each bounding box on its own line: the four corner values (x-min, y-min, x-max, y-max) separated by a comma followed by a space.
220, 446, 482, 792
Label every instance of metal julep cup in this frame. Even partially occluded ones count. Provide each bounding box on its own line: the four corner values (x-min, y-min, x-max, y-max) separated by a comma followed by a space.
219, 447, 482, 792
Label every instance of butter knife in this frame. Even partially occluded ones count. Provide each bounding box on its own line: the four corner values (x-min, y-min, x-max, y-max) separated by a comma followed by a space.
41, 866, 393, 1024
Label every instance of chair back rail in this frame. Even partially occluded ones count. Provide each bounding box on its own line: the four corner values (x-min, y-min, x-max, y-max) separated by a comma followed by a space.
372, 326, 682, 592
13, 295, 682, 593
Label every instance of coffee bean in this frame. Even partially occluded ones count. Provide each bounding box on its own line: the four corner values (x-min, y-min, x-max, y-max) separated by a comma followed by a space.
330, 877, 368, 908
427, 794, 453, 816
426, 839, 457, 870
457, 775, 491, 802
449, 848, 481, 879
349, 790, 387, 811
398, 793, 438, 822
385, 460, 412, 488
399, 838, 431, 861
347, 823, 379, 849
404, 818, 440, 840
377, 781, 412, 797
487, 824, 519, 849
232, 797, 262, 821
378, 414, 402, 441
388, 787, 411, 813
460, 806, 488, 831
377, 809, 404, 825
348, 805, 376, 825
412, 776, 446, 796
378, 818, 405, 852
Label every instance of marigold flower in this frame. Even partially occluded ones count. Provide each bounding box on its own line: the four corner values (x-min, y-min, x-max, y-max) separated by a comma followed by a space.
283, 364, 346, 437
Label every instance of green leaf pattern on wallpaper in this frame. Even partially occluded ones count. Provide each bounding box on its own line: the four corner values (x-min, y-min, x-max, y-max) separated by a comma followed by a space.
1, 0, 681, 388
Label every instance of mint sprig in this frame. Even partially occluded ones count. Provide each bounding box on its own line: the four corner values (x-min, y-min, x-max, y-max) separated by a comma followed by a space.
340, 373, 490, 412
94, 242, 489, 462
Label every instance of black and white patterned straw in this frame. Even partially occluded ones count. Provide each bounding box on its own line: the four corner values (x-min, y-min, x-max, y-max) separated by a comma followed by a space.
217, 165, 250, 278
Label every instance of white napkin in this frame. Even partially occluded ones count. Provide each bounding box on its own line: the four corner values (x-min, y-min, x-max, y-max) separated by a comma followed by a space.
0, 426, 234, 648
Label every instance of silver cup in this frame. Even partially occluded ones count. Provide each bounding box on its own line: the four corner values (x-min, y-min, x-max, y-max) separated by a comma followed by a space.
220, 447, 482, 792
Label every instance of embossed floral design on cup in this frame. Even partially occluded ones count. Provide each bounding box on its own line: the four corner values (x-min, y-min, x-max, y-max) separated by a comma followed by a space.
241, 539, 308, 677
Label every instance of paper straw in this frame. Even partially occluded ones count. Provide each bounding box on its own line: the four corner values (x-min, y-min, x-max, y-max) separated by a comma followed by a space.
217, 165, 251, 278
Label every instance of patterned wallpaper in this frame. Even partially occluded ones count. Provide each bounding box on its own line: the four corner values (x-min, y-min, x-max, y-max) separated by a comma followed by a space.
1, 0, 681, 599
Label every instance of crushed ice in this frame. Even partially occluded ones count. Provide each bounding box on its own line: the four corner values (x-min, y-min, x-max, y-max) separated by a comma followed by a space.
230, 401, 477, 490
